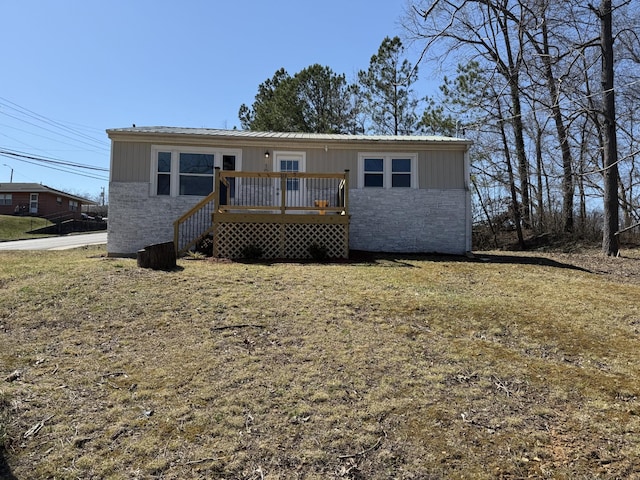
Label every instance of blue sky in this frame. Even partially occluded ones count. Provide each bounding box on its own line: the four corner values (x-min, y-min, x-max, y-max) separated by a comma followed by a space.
0, 0, 433, 200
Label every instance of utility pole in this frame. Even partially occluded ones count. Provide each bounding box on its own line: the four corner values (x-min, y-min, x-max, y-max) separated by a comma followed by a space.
3, 164, 13, 182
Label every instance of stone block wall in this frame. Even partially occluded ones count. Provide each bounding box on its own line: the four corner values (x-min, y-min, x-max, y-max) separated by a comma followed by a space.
107, 182, 201, 256
349, 189, 470, 254
108, 182, 470, 256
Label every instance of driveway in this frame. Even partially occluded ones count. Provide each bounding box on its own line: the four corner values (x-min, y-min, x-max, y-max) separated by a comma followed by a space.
0, 232, 108, 251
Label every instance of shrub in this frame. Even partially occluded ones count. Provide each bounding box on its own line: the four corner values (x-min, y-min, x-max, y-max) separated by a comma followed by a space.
308, 243, 328, 261
240, 244, 263, 259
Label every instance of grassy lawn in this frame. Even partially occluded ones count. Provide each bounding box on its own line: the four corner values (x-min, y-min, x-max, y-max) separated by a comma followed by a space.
0, 215, 53, 241
1, 246, 639, 479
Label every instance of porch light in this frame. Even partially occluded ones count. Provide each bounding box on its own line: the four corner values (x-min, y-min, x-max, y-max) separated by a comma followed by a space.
264, 151, 270, 158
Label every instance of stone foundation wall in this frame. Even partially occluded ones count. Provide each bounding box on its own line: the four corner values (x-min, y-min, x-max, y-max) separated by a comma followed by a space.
349, 189, 470, 254
107, 182, 201, 256
108, 182, 470, 256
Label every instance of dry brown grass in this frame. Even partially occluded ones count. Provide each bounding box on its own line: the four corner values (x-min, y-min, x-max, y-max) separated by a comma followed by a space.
1, 246, 639, 479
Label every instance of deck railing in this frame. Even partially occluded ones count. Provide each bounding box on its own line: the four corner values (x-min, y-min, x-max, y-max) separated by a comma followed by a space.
174, 169, 349, 255
215, 169, 349, 215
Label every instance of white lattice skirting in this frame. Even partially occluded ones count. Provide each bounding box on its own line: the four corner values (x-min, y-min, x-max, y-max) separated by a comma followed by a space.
214, 221, 349, 259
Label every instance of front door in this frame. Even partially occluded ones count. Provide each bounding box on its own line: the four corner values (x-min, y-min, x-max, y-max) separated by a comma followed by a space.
274, 152, 306, 208
29, 193, 38, 214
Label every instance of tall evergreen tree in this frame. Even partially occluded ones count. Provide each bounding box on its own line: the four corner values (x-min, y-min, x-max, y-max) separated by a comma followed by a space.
239, 65, 358, 134
357, 36, 419, 135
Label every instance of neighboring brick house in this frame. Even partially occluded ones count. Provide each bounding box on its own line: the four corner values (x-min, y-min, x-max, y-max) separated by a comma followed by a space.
106, 127, 472, 258
0, 183, 95, 220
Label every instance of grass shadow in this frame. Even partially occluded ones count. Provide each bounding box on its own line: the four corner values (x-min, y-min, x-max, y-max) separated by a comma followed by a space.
347, 250, 592, 273
467, 253, 592, 273
207, 250, 592, 274
0, 450, 17, 480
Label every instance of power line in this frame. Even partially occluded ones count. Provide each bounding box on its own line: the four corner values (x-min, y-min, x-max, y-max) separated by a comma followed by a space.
0, 148, 109, 172
0, 96, 110, 150
0, 148, 109, 181
0, 122, 107, 156
0, 109, 109, 152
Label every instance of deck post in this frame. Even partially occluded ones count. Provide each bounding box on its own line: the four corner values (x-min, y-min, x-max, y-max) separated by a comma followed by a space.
280, 174, 287, 214
213, 167, 221, 257
343, 169, 349, 214
214, 167, 221, 212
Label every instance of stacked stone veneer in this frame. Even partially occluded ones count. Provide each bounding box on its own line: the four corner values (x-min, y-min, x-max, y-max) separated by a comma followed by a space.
107, 182, 202, 256
108, 182, 470, 256
349, 188, 470, 254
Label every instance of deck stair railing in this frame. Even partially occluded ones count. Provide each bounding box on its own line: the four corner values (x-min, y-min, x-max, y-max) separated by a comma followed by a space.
173, 191, 218, 254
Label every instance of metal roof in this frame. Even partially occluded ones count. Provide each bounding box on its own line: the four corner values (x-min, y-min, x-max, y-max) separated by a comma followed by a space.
106, 126, 471, 145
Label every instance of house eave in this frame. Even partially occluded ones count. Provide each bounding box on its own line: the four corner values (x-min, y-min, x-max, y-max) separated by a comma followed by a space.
106, 127, 473, 151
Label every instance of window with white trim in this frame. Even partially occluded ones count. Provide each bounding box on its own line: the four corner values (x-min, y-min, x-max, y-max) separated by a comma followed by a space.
151, 146, 241, 197
358, 153, 417, 188
0, 194, 11, 206
69, 200, 78, 211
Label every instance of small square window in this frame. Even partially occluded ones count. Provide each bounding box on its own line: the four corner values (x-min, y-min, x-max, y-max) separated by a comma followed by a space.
364, 158, 384, 187
157, 174, 171, 195
392, 158, 412, 187
158, 152, 172, 172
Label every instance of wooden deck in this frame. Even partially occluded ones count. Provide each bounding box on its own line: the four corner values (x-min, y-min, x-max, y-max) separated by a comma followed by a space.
174, 169, 350, 259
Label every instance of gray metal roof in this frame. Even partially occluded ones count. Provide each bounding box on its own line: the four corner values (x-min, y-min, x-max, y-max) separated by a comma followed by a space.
106, 126, 471, 145
0, 183, 95, 203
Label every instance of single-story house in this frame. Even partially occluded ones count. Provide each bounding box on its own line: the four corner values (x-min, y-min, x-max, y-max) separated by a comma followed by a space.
0, 183, 94, 220
106, 127, 472, 258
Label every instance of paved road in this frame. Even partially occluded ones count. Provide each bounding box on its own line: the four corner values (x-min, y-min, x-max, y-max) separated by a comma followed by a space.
0, 232, 108, 251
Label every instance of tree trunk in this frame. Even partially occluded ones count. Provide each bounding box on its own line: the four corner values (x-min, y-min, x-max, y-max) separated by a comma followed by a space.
534, 124, 545, 231
498, 99, 525, 249
508, 72, 531, 229
598, 0, 620, 256
137, 242, 177, 270
540, 19, 574, 233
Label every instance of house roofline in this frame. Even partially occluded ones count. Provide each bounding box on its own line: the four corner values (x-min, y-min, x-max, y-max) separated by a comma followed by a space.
106, 126, 473, 150
0, 183, 96, 204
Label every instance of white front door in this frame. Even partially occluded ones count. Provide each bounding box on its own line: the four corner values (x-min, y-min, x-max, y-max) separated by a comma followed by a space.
29, 193, 39, 214
274, 152, 306, 207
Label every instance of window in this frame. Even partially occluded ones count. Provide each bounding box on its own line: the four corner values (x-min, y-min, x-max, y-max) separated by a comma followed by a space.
157, 151, 172, 195
364, 158, 384, 187
151, 146, 241, 197
359, 153, 417, 189
280, 159, 300, 191
179, 153, 215, 196
56, 196, 62, 206
392, 158, 412, 187
0, 194, 11, 206
69, 200, 78, 211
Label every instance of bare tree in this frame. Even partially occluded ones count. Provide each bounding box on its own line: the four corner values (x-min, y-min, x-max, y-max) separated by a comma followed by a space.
590, 0, 620, 255
407, 0, 532, 228
524, 2, 575, 232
